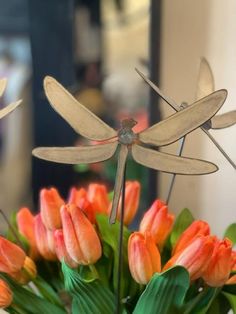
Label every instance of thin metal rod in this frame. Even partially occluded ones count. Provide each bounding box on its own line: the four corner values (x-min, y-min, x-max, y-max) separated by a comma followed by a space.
166, 136, 186, 204
116, 165, 126, 314
0, 209, 23, 248
201, 128, 236, 170
148, 0, 162, 204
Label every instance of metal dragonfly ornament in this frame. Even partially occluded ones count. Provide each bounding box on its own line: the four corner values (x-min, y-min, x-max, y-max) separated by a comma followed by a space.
136, 58, 236, 204
0, 78, 22, 119
33, 76, 227, 224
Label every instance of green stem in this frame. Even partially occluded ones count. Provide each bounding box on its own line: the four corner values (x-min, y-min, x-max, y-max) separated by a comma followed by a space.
89, 264, 99, 280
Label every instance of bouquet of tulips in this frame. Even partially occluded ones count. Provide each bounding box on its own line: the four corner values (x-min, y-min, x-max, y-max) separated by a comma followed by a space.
1, 181, 236, 314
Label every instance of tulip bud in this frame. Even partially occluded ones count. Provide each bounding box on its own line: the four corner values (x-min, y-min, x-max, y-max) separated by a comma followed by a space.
202, 238, 232, 287
68, 187, 95, 223
231, 250, 236, 270
10, 256, 37, 285
40, 187, 65, 230
114, 181, 140, 225
16, 207, 40, 260
61, 204, 102, 265
68, 187, 87, 204
34, 214, 57, 261
139, 199, 174, 248
172, 220, 210, 255
54, 229, 78, 268
128, 232, 161, 284
0, 236, 26, 274
87, 184, 109, 215
0, 279, 13, 309
163, 235, 215, 280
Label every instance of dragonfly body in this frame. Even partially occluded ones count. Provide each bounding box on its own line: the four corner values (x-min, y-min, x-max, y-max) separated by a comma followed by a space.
118, 119, 137, 145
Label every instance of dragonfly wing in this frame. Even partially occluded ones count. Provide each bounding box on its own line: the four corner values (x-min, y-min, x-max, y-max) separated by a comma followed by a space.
196, 58, 215, 100
0, 78, 7, 97
211, 111, 236, 129
44, 76, 117, 141
32, 141, 118, 164
135, 68, 179, 111
132, 144, 218, 175
0, 100, 22, 119
139, 89, 227, 146
109, 145, 128, 224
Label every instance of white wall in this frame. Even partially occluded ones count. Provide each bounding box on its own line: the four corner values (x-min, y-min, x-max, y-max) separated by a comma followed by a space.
159, 0, 236, 236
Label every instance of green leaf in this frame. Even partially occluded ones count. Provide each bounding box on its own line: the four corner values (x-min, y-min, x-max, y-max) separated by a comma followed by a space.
33, 276, 63, 306
222, 292, 236, 313
224, 223, 236, 245
62, 262, 115, 314
133, 266, 190, 314
207, 293, 231, 314
1, 274, 66, 314
170, 208, 194, 248
182, 287, 220, 314
6, 211, 29, 253
96, 214, 139, 300
73, 163, 89, 173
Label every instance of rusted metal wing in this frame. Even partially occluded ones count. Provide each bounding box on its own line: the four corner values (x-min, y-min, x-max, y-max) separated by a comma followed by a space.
44, 76, 117, 141
0, 100, 22, 119
0, 78, 7, 97
196, 58, 215, 100
32, 141, 118, 164
139, 90, 227, 146
132, 144, 218, 175
211, 111, 236, 129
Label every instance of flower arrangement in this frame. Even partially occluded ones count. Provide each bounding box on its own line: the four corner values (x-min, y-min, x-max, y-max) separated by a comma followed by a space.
1, 181, 236, 314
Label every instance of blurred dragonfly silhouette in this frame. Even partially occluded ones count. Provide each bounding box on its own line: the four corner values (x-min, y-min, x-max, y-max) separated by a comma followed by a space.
33, 76, 227, 223
0, 78, 22, 119
136, 58, 236, 204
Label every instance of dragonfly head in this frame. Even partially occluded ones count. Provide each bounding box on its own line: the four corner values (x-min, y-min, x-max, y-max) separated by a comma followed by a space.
121, 118, 137, 129
118, 118, 138, 145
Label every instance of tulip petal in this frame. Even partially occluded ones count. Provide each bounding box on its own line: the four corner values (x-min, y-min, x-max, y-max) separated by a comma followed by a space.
60, 205, 85, 264
70, 205, 102, 264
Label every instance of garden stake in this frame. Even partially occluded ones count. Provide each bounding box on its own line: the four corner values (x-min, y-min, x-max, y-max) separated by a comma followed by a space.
166, 136, 186, 204
33, 76, 227, 224
116, 164, 126, 314
136, 67, 236, 171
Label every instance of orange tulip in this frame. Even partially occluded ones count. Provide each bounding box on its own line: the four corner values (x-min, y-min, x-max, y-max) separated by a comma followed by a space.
61, 204, 102, 265
172, 220, 210, 255
68, 187, 87, 204
202, 238, 232, 287
163, 235, 215, 280
34, 214, 57, 261
16, 207, 40, 260
227, 251, 236, 284
231, 250, 236, 270
87, 183, 109, 215
113, 181, 141, 225
0, 279, 13, 309
139, 199, 174, 248
128, 232, 161, 284
40, 187, 65, 230
54, 229, 78, 268
10, 256, 37, 285
0, 236, 26, 274
68, 187, 95, 223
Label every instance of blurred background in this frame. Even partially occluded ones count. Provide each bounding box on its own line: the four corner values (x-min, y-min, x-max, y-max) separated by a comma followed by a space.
0, 0, 235, 236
